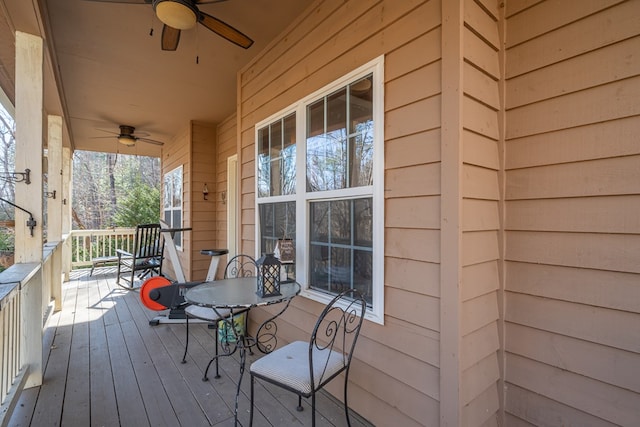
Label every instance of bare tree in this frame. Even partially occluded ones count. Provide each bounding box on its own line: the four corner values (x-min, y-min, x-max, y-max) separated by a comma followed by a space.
72, 151, 160, 229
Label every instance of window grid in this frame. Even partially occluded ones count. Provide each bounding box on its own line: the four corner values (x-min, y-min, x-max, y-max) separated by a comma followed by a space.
255, 56, 384, 324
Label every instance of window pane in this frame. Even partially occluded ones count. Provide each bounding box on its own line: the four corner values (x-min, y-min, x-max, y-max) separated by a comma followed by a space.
354, 198, 372, 246
307, 99, 324, 138
327, 88, 346, 134
349, 75, 374, 187
270, 121, 282, 196
172, 171, 182, 208
349, 75, 373, 134
259, 202, 295, 254
257, 127, 270, 197
172, 210, 182, 246
330, 246, 351, 288
309, 244, 329, 290
349, 131, 373, 187
258, 114, 296, 198
306, 131, 346, 192
163, 176, 171, 209
310, 201, 329, 243
306, 76, 374, 192
354, 249, 373, 304
282, 113, 296, 195
330, 200, 351, 245
308, 198, 372, 301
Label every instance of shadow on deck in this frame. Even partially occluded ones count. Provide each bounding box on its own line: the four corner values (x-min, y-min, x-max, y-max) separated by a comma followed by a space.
8, 268, 372, 426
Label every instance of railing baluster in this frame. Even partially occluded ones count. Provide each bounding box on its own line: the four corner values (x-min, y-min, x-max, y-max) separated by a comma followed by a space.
0, 286, 20, 406
69, 229, 136, 268
1, 305, 6, 403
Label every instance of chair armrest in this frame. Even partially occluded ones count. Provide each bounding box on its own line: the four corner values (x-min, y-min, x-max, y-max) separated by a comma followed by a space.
116, 249, 133, 259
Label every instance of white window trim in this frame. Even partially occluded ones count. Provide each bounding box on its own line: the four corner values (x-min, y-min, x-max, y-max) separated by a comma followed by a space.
255, 55, 385, 325
164, 165, 184, 251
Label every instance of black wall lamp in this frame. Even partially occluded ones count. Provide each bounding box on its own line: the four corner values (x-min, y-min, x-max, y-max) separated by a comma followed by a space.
0, 168, 31, 184
0, 197, 36, 237
203, 183, 209, 200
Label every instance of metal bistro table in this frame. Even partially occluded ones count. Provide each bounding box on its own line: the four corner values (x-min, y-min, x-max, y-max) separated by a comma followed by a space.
184, 277, 301, 426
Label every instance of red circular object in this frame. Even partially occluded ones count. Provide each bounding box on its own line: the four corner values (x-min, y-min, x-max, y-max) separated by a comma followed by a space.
140, 276, 172, 311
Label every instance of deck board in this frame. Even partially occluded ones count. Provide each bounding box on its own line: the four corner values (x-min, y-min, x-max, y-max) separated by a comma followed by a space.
9, 268, 373, 427
89, 274, 120, 427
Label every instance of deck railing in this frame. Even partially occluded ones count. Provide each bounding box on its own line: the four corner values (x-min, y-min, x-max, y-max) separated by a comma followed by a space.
0, 280, 21, 408
0, 237, 64, 425
69, 228, 136, 268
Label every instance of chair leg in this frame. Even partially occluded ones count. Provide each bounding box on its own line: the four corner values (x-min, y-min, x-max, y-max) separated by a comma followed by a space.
214, 324, 221, 379
311, 392, 316, 427
181, 316, 189, 364
244, 312, 253, 355
249, 375, 255, 427
297, 395, 303, 411
344, 375, 352, 427
203, 324, 221, 381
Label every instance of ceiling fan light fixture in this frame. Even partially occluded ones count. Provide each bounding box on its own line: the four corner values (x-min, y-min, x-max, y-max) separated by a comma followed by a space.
153, 0, 198, 30
118, 134, 136, 146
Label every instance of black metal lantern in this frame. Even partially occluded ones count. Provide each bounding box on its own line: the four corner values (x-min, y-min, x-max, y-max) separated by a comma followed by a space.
256, 253, 281, 297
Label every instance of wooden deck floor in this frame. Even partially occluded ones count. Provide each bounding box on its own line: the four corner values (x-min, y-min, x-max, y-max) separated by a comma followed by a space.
8, 268, 372, 427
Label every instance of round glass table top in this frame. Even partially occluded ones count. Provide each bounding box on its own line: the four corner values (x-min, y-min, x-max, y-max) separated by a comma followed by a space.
185, 277, 301, 309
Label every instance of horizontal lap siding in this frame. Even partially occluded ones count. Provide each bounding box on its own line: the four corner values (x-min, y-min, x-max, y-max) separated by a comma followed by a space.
162, 127, 190, 280
504, 1, 640, 425
190, 122, 216, 280
461, 0, 502, 425
213, 115, 237, 276
239, 1, 442, 425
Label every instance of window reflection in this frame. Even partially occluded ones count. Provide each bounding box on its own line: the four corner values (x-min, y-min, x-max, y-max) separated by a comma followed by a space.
306, 74, 373, 193
309, 198, 373, 304
257, 113, 296, 198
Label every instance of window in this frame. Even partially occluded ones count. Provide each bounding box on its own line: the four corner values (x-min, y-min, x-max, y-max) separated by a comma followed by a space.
163, 166, 183, 248
256, 56, 384, 323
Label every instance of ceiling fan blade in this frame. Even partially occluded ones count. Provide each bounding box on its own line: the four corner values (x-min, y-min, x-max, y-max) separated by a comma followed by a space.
81, 0, 151, 3
95, 128, 120, 136
137, 137, 165, 146
198, 12, 253, 49
161, 25, 181, 51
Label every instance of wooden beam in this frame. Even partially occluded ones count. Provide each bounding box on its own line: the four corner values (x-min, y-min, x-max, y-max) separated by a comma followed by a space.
15, 30, 44, 388
440, 0, 464, 425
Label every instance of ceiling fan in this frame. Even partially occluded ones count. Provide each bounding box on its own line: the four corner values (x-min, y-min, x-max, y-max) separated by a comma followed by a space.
84, 0, 253, 51
96, 125, 164, 146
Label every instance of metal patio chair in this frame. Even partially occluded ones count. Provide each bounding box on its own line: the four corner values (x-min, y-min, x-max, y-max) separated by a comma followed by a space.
249, 288, 366, 427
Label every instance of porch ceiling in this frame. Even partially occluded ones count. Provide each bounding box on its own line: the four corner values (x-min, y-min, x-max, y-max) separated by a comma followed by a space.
0, 0, 312, 157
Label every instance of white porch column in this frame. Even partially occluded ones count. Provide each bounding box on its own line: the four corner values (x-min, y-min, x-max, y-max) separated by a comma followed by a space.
15, 31, 44, 388
47, 115, 63, 310
61, 146, 72, 281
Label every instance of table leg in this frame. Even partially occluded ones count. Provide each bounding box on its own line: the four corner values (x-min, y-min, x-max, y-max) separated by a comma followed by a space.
233, 337, 248, 426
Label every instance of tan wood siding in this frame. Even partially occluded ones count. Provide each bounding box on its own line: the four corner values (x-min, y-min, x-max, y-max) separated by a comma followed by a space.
238, 1, 443, 425
459, 0, 503, 424
504, 1, 640, 424
189, 122, 217, 280
161, 127, 190, 280
212, 114, 237, 276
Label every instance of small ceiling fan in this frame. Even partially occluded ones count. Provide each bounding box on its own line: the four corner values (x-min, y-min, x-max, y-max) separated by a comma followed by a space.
96, 125, 164, 146
84, 0, 254, 51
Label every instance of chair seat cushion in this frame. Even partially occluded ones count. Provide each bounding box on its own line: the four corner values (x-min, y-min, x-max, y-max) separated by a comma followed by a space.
250, 341, 346, 395
184, 305, 231, 322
